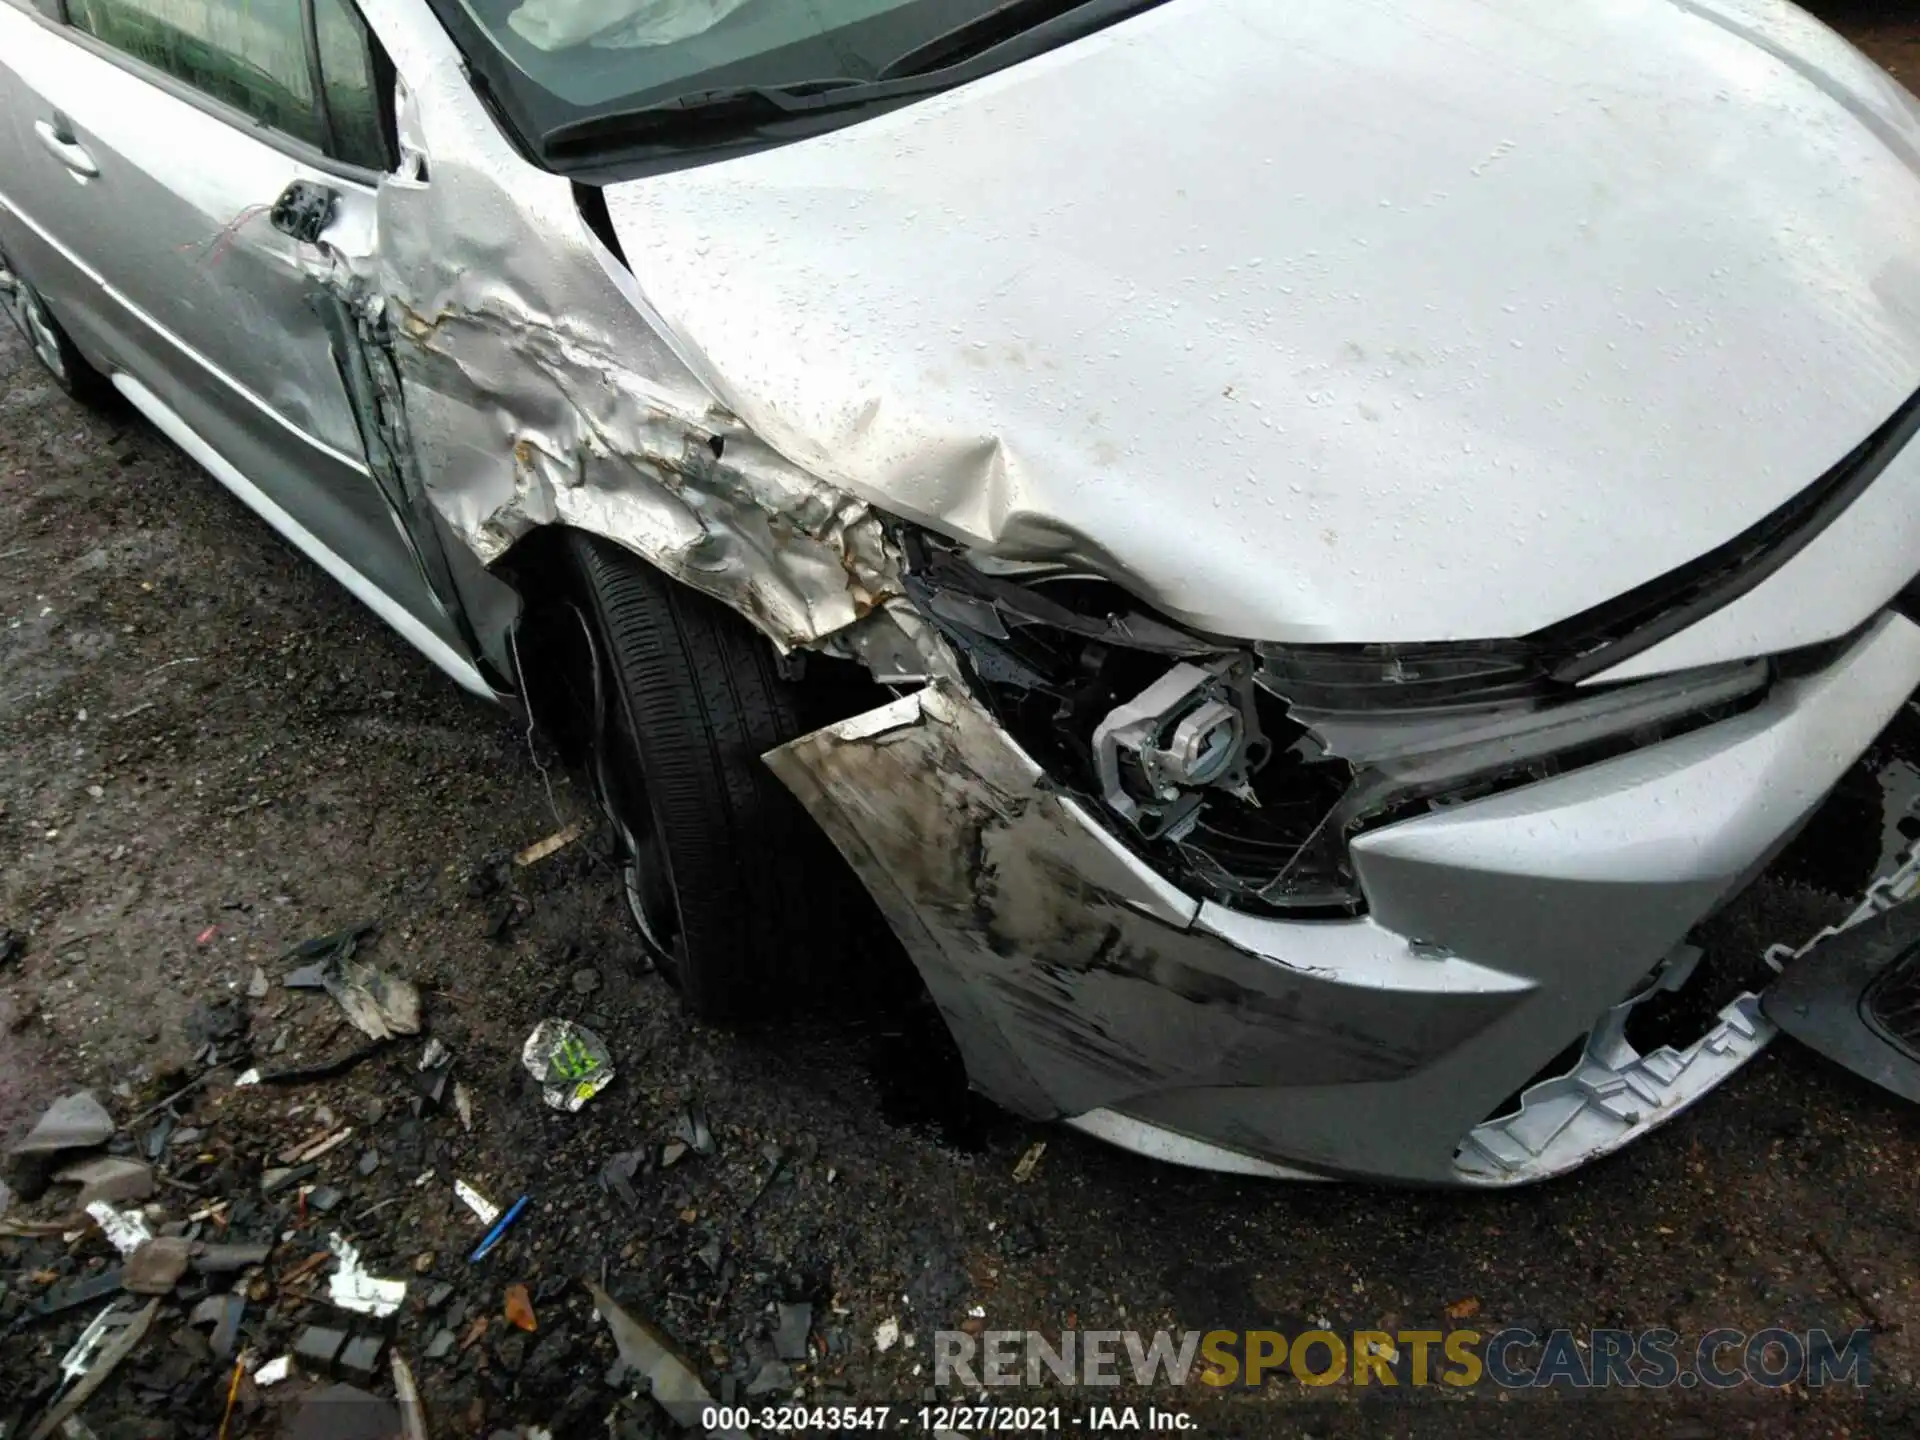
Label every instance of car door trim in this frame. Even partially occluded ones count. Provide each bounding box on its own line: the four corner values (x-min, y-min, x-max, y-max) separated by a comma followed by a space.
111, 369, 494, 699
0, 182, 374, 478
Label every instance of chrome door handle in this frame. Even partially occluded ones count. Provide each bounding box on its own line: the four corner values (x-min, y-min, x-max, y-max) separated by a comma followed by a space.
34, 117, 98, 178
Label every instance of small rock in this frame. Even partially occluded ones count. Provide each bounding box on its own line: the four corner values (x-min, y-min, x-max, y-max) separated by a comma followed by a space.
308, 1186, 345, 1214
357, 1150, 382, 1176
423, 1282, 454, 1310
661, 1142, 688, 1169
12, 1091, 115, 1154
414, 1252, 436, 1274
247, 967, 270, 999
425, 1328, 456, 1361
54, 1157, 154, 1210
747, 1361, 793, 1397
570, 968, 601, 995
124, 1235, 194, 1294
494, 1333, 527, 1373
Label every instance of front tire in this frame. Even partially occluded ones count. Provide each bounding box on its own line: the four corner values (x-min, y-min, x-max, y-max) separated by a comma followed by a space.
562, 531, 845, 1020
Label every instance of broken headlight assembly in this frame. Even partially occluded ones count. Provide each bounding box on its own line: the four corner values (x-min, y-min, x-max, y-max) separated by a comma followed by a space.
901, 531, 1770, 917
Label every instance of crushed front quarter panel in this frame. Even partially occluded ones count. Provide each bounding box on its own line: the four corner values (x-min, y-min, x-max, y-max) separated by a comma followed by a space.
769, 616, 1920, 1183
762, 682, 1534, 1135
349, 0, 932, 672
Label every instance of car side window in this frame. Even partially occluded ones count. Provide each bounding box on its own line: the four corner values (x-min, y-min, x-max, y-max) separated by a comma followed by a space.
67, 0, 329, 150
312, 0, 391, 171
65, 0, 394, 170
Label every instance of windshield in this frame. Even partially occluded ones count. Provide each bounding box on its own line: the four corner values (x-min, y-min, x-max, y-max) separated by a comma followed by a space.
428, 0, 1158, 171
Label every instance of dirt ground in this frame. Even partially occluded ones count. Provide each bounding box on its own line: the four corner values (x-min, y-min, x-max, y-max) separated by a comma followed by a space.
5, 6, 1920, 1439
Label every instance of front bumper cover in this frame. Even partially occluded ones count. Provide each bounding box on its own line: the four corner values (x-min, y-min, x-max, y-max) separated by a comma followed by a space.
765, 612, 1920, 1185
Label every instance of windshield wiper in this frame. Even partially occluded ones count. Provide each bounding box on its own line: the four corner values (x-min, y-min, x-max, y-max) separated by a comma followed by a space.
542, 78, 884, 157
877, 0, 1102, 81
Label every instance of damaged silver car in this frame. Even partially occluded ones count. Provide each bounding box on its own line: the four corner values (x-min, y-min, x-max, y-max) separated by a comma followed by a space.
6, 0, 1920, 1185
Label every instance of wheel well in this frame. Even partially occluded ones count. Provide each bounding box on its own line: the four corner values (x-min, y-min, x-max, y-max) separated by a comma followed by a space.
496, 524, 894, 768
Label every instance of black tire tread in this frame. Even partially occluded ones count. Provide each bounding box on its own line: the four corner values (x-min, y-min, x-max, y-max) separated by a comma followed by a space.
566, 531, 829, 1019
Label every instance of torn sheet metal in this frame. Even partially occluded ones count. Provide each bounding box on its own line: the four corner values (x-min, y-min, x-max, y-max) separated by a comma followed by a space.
762, 682, 1527, 1126
334, 30, 920, 668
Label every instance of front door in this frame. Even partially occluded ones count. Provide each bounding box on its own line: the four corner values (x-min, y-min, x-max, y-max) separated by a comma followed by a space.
0, 0, 468, 667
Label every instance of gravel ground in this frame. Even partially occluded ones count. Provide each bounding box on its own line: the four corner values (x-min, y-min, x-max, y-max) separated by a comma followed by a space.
4, 7, 1920, 1438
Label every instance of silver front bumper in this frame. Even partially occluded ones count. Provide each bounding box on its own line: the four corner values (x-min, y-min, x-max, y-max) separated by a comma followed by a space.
765, 612, 1920, 1185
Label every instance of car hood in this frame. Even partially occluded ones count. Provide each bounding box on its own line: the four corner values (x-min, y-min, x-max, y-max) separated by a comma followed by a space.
602, 0, 1920, 643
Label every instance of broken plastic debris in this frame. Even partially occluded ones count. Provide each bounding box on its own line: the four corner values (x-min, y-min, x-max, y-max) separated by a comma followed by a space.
328, 1234, 407, 1317
1012, 1140, 1047, 1183
391, 1351, 429, 1440
874, 1316, 901, 1353
672, 1102, 715, 1156
513, 820, 585, 866
293, 1127, 354, 1164
254, 1354, 292, 1386
27, 1298, 157, 1440
13, 1091, 115, 1154
520, 1019, 613, 1112
283, 920, 377, 968
469, 1194, 529, 1262
58, 1300, 134, 1388
601, 1148, 645, 1208
234, 1068, 262, 1087
504, 1282, 538, 1332
454, 1179, 499, 1225
85, 1201, 152, 1256
774, 1302, 812, 1361
322, 952, 421, 1042
586, 1279, 714, 1428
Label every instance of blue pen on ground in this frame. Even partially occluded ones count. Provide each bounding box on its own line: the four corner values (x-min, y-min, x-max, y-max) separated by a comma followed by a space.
469, 1195, 530, 1263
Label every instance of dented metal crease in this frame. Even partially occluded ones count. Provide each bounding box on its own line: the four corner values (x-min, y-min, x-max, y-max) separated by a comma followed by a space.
324, 17, 932, 671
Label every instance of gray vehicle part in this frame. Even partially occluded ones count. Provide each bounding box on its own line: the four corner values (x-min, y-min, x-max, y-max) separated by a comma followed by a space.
1763, 872, 1920, 1105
